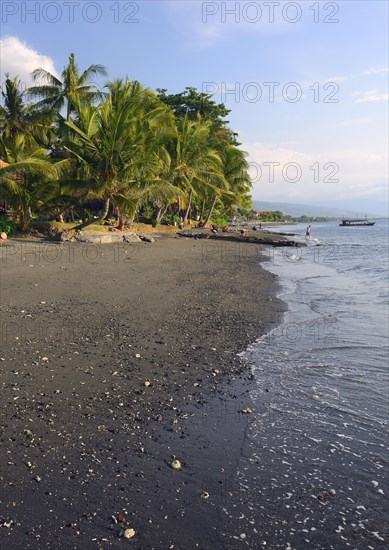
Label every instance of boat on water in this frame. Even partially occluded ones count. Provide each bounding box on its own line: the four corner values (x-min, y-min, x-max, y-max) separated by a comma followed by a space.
339, 218, 375, 226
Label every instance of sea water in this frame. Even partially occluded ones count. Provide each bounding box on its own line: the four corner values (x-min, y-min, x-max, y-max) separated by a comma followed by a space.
225, 220, 389, 549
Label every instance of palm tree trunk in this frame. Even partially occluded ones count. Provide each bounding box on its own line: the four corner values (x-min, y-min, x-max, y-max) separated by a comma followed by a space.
183, 189, 193, 223
117, 215, 125, 230
18, 201, 31, 232
152, 204, 168, 226
19, 214, 31, 233
203, 195, 217, 226
157, 205, 168, 222
66, 100, 71, 122
127, 212, 136, 227
72, 197, 110, 231
200, 198, 206, 220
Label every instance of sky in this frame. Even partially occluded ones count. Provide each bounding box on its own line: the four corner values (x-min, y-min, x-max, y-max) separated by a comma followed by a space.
1, 0, 388, 215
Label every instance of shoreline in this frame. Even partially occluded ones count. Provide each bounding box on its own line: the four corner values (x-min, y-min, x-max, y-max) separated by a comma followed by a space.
0, 236, 286, 548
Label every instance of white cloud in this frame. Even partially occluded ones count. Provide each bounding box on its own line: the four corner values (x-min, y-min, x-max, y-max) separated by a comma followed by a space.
325, 75, 353, 83
363, 66, 389, 76
302, 66, 389, 91
0, 36, 58, 89
352, 89, 389, 103
244, 141, 388, 202
333, 117, 373, 128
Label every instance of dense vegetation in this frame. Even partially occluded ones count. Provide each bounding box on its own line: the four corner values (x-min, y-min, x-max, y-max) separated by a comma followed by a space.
236, 208, 331, 223
0, 54, 252, 231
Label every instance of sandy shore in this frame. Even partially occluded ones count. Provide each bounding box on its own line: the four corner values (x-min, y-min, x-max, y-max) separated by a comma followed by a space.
0, 235, 285, 548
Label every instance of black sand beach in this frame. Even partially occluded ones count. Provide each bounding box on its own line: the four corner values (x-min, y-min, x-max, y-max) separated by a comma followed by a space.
0, 235, 285, 548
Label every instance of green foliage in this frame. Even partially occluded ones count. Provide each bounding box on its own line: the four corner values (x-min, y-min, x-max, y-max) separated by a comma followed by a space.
0, 218, 17, 234
27, 53, 107, 122
292, 215, 329, 222
1, 55, 255, 232
157, 87, 239, 145
0, 75, 55, 153
163, 214, 180, 224
210, 216, 228, 226
156, 86, 230, 123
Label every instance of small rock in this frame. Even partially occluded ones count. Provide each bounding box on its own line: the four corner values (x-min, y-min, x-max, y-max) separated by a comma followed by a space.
144, 380, 151, 387
201, 491, 210, 499
241, 407, 252, 414
171, 459, 181, 470
2, 520, 13, 528
1, 232, 8, 240
135, 354, 141, 359
41, 357, 49, 362
138, 234, 155, 243
123, 528, 135, 539
123, 234, 142, 243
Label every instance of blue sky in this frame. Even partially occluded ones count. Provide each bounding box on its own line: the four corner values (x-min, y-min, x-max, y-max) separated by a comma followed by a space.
1, 1, 388, 214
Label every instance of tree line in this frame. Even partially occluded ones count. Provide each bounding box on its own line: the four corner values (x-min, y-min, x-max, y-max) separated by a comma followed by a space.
0, 54, 252, 232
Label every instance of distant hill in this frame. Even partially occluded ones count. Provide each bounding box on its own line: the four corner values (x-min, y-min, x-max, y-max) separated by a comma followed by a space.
251, 201, 383, 218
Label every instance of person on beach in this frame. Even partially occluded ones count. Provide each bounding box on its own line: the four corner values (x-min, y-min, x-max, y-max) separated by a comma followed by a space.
211, 224, 218, 234
179, 217, 184, 230
306, 225, 311, 239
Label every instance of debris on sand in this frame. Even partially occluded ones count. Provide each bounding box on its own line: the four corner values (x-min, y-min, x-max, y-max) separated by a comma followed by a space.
171, 459, 181, 470
123, 528, 136, 539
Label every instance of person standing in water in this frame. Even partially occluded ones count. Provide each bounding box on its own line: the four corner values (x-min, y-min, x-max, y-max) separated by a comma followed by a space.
306, 225, 311, 239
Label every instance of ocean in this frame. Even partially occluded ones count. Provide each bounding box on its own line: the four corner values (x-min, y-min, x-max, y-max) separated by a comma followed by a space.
223, 219, 389, 549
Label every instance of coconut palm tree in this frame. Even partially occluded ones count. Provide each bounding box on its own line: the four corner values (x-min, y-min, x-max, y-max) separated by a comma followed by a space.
60, 78, 181, 230
162, 115, 227, 224
27, 53, 107, 121
0, 135, 60, 231
202, 143, 251, 225
0, 75, 54, 150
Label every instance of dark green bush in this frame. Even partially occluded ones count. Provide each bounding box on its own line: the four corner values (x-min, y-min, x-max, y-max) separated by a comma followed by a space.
0, 219, 17, 234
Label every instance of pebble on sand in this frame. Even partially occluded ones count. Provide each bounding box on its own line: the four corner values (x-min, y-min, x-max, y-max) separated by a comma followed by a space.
123, 528, 136, 539
171, 459, 181, 470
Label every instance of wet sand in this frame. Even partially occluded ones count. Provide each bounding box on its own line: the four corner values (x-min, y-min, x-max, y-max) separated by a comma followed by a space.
0, 235, 285, 548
